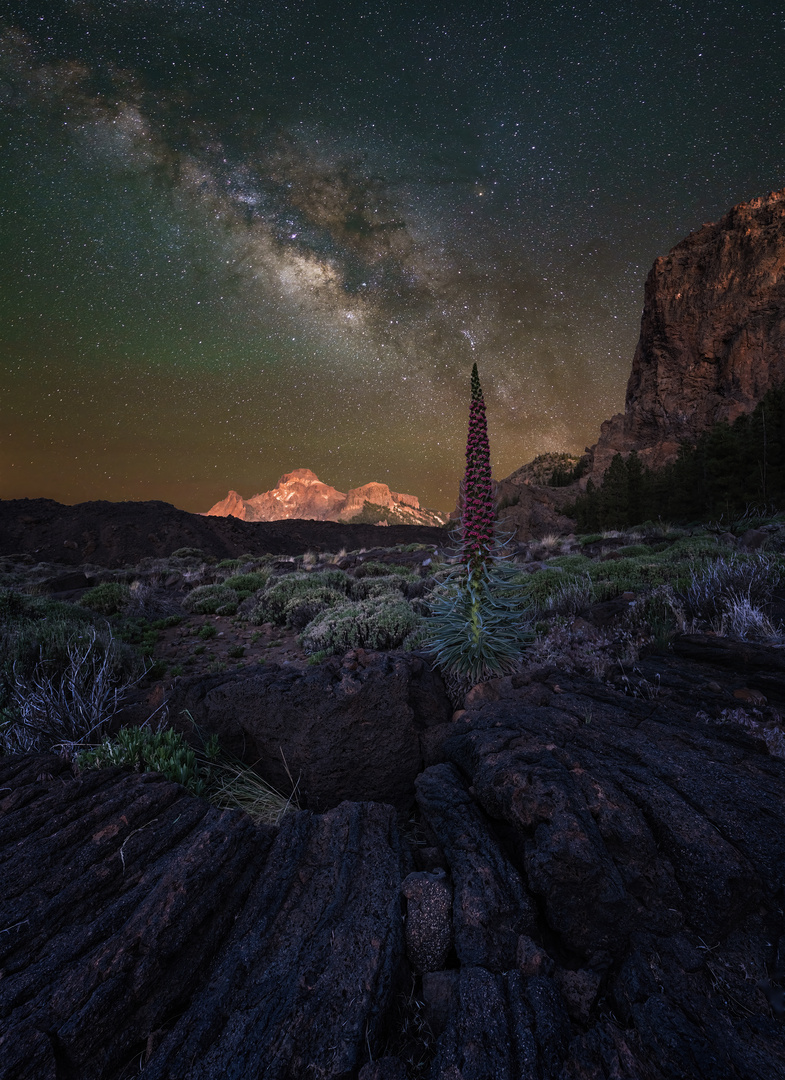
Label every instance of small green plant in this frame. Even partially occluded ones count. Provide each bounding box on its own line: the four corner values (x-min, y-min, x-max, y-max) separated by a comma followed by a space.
307, 649, 332, 665
193, 643, 207, 655
78, 725, 207, 794
169, 664, 184, 676
81, 581, 130, 616
198, 623, 218, 640
227, 644, 245, 659
79, 720, 295, 824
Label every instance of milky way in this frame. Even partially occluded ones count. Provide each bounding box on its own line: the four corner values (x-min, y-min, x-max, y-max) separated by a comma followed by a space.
1, 1, 783, 511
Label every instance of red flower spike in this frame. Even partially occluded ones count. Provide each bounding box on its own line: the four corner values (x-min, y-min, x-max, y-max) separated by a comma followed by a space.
461, 363, 495, 566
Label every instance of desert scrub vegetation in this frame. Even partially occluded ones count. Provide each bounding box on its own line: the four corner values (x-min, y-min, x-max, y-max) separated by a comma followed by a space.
349, 573, 414, 600
251, 570, 351, 625
221, 569, 271, 599
299, 594, 419, 655
679, 553, 784, 641
183, 583, 239, 616
80, 580, 131, 615
513, 532, 754, 617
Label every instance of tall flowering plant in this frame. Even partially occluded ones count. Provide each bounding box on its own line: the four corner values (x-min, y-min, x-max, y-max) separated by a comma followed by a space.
425, 364, 530, 683
462, 363, 496, 567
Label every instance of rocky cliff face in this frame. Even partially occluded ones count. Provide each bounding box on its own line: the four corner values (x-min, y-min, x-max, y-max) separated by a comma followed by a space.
205, 468, 446, 526
590, 187, 785, 476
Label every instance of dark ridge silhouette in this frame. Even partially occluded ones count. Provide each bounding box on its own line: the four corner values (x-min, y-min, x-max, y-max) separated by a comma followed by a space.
0, 498, 447, 568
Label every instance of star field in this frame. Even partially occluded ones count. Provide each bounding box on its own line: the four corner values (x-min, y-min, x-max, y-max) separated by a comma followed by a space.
1, 0, 783, 511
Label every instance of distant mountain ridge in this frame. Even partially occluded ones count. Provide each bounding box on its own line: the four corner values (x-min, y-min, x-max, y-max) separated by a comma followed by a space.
205, 469, 448, 527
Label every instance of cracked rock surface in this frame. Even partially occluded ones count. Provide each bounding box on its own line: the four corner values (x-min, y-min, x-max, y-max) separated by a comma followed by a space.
3, 656, 785, 1078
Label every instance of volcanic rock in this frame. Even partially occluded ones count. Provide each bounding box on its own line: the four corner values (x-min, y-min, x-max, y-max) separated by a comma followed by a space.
400, 869, 453, 973
205, 468, 446, 526
0, 754, 404, 1080
590, 187, 785, 477
493, 471, 579, 542
4, 645, 785, 1077
167, 650, 453, 811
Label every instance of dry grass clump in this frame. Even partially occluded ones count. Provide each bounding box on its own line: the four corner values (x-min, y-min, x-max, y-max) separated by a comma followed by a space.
679, 553, 784, 641
524, 619, 622, 680
1, 629, 146, 754
205, 751, 298, 825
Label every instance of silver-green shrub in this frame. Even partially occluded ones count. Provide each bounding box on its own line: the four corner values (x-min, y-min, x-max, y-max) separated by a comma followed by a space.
183, 584, 239, 616
299, 595, 419, 654
252, 571, 350, 625
350, 574, 410, 600
81, 581, 130, 615
283, 587, 347, 630
222, 570, 271, 599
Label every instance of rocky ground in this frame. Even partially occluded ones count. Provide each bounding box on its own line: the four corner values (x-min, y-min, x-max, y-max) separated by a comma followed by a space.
2, 507, 785, 1078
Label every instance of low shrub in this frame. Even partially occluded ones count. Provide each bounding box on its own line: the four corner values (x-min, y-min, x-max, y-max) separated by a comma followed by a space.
283, 587, 346, 630
300, 595, 419, 654
545, 574, 596, 615
1, 627, 145, 754
222, 570, 271, 600
0, 592, 139, 731
252, 571, 350, 625
353, 560, 414, 579
350, 574, 410, 600
81, 581, 130, 616
171, 547, 209, 559
197, 623, 218, 640
720, 597, 781, 642
79, 722, 297, 825
624, 584, 685, 651
183, 584, 239, 616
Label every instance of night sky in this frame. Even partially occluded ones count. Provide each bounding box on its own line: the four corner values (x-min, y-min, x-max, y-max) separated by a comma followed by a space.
1, 1, 783, 513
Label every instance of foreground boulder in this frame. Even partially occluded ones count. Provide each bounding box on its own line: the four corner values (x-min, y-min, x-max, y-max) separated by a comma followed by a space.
0, 755, 404, 1080
168, 651, 452, 810
417, 670, 785, 1078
